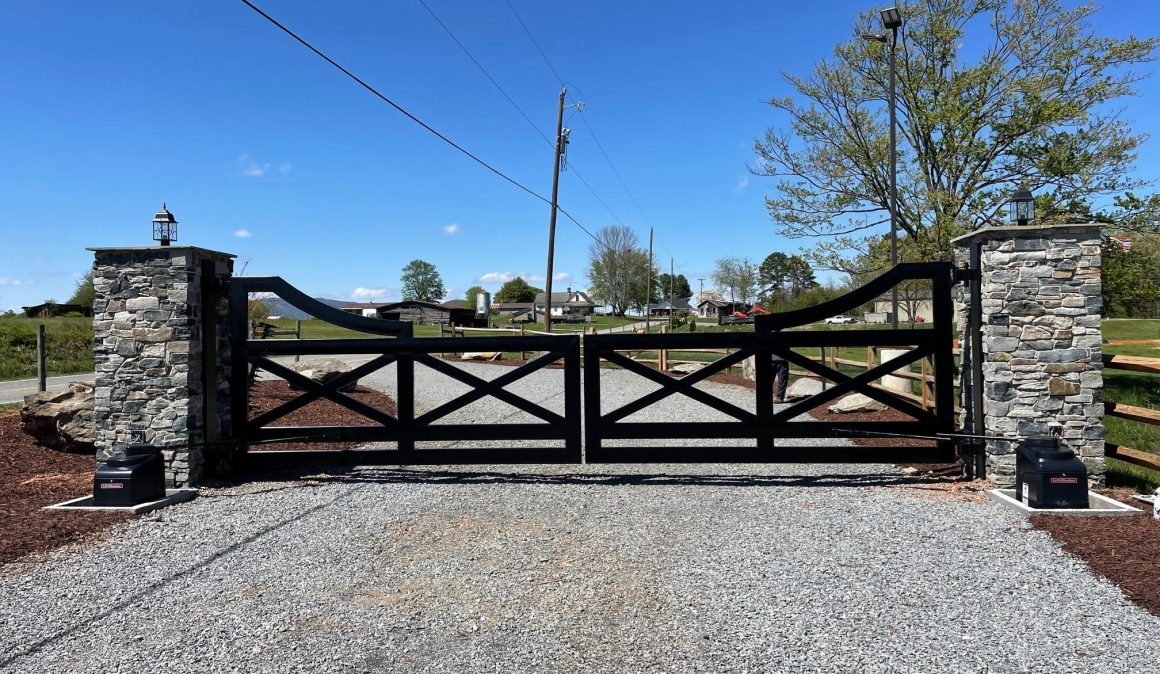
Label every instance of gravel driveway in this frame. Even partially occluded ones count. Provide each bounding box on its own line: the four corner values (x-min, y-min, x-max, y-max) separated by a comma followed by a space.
3, 361, 1159, 673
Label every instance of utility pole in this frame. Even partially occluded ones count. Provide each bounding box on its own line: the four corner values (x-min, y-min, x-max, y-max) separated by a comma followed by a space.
888, 18, 899, 330
543, 86, 567, 331
644, 227, 653, 332
668, 257, 675, 329
697, 278, 705, 317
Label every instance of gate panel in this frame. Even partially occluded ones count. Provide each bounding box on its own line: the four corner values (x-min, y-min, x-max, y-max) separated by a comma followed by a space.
584, 263, 959, 464
228, 276, 582, 466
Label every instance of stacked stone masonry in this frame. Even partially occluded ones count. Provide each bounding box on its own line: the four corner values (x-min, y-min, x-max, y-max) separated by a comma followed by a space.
90, 247, 233, 487
953, 224, 1104, 486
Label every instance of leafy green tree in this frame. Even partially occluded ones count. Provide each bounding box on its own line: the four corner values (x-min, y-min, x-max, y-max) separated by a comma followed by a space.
587, 225, 656, 316
711, 257, 758, 305
67, 270, 96, 308
464, 285, 486, 304
494, 277, 538, 303
247, 298, 270, 323
656, 273, 693, 300
752, 0, 1158, 272
1103, 236, 1160, 318
400, 259, 446, 302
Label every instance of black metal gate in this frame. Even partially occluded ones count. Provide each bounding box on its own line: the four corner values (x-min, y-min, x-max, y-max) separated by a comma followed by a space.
229, 277, 581, 467
583, 263, 957, 463
225, 263, 961, 469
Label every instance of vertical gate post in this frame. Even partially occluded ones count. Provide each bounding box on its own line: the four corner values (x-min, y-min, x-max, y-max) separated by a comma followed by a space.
90, 246, 235, 487
952, 224, 1104, 486
564, 335, 582, 460
583, 335, 604, 461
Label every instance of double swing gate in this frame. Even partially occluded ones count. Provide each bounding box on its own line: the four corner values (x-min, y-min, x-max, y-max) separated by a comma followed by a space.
227, 263, 962, 470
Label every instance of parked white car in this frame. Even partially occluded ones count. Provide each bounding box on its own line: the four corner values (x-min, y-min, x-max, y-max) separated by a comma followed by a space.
825, 315, 858, 324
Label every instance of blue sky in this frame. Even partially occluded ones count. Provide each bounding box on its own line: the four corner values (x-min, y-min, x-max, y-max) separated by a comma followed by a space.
1, 1, 1157, 311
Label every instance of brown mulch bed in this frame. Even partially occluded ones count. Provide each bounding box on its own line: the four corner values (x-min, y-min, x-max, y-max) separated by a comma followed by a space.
0, 412, 131, 566
1032, 506, 1160, 616
247, 380, 398, 451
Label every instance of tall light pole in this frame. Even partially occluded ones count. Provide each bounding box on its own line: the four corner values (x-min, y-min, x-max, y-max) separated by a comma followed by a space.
864, 5, 902, 329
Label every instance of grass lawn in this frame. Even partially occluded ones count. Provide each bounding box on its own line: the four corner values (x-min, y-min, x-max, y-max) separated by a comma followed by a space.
1102, 320, 1160, 489
0, 316, 92, 381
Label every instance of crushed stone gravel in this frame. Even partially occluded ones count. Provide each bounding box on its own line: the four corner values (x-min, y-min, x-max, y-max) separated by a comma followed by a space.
2, 361, 1158, 673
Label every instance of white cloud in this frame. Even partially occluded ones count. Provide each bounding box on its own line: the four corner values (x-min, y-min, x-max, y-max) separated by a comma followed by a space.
442, 223, 461, 235
233, 229, 252, 238
238, 154, 291, 178
351, 287, 389, 300
528, 272, 573, 283
734, 176, 749, 193
478, 272, 515, 284
479, 271, 572, 285
0, 277, 33, 286
237, 154, 270, 177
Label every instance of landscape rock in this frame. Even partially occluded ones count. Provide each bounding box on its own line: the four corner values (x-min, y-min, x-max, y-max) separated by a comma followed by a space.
460, 352, 501, 361
828, 393, 887, 414
20, 382, 96, 452
671, 362, 705, 375
785, 377, 824, 400
289, 358, 356, 392
741, 356, 756, 381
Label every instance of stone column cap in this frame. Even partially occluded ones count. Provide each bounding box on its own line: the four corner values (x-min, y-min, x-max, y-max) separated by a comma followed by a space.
951, 222, 1102, 245
87, 245, 236, 260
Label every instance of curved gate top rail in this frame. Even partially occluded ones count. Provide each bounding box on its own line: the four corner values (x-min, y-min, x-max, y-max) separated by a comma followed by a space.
228, 275, 581, 466
755, 262, 954, 332
583, 261, 958, 464
231, 276, 414, 338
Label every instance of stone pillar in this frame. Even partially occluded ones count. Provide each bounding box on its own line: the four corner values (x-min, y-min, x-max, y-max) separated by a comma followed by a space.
952, 224, 1104, 486
89, 246, 234, 487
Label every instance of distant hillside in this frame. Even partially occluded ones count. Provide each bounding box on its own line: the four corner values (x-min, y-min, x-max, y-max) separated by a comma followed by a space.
259, 297, 347, 320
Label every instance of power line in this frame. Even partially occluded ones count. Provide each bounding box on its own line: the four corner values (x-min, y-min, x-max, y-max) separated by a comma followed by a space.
503, 0, 565, 86
238, 0, 549, 206
417, 0, 629, 229
416, 0, 552, 146
502, 2, 659, 232
240, 0, 619, 259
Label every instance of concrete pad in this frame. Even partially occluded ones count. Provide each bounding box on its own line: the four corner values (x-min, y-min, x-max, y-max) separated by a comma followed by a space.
987, 488, 1142, 516
43, 489, 198, 515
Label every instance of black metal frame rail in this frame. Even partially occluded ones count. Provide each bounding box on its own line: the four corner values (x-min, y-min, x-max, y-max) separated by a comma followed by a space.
583, 263, 957, 464
229, 277, 581, 465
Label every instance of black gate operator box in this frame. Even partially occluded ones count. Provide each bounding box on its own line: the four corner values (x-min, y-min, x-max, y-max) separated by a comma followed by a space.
93, 445, 166, 507
1015, 436, 1088, 509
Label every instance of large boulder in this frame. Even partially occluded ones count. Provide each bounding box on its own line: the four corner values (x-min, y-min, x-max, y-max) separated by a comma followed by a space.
785, 377, 824, 401
21, 382, 96, 452
741, 355, 756, 381
288, 358, 357, 392
671, 362, 705, 375
828, 393, 887, 414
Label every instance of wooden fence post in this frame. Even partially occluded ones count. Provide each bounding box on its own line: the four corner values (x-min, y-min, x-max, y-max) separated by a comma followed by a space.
294, 320, 301, 363
659, 325, 669, 371
36, 323, 46, 393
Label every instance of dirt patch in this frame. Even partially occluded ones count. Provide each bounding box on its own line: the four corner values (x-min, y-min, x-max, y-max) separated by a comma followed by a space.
0, 411, 131, 566
247, 380, 398, 451
1032, 506, 1160, 616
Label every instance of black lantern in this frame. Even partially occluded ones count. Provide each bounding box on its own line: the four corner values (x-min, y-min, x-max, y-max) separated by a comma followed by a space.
152, 203, 177, 246
1008, 189, 1034, 226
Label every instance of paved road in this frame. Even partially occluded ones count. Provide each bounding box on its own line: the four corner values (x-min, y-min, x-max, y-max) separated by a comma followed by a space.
0, 373, 96, 404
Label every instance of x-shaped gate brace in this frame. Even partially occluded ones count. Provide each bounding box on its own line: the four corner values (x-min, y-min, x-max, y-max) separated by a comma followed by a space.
769, 345, 937, 424
600, 349, 756, 424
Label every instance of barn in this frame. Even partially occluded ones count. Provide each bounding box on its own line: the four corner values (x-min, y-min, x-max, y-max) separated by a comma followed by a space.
374, 300, 486, 327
